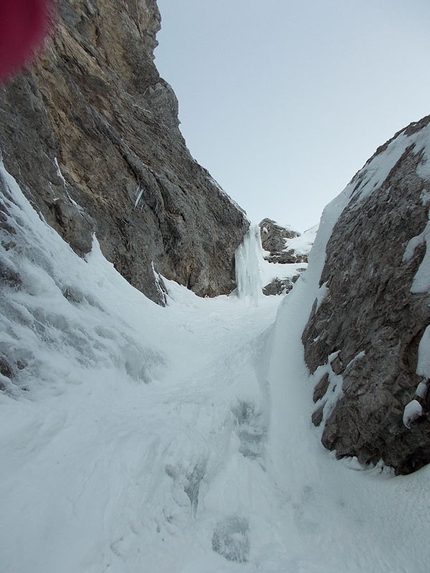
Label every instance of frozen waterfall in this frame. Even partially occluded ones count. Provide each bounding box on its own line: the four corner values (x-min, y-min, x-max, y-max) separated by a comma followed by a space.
235, 224, 264, 301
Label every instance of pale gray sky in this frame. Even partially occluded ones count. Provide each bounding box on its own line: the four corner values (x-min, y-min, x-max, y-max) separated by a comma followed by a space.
155, 0, 430, 232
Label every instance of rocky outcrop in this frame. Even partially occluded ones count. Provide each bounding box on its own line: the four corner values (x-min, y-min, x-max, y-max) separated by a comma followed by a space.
262, 275, 300, 296
302, 116, 430, 474
0, 0, 248, 304
259, 219, 315, 296
259, 218, 306, 264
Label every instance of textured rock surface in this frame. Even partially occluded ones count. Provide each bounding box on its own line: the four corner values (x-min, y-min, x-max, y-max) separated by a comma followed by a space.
259, 218, 306, 264
262, 275, 301, 296
302, 116, 430, 474
259, 218, 311, 296
0, 0, 248, 303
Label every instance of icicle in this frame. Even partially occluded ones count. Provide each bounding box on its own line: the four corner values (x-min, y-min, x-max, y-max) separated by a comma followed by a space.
235, 224, 263, 303
134, 185, 144, 208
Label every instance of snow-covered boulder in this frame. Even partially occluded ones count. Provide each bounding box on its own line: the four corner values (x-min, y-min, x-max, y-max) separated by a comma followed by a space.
302, 116, 430, 474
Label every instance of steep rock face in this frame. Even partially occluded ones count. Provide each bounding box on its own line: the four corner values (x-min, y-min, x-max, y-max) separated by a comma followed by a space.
259, 219, 314, 296
259, 218, 306, 264
302, 116, 430, 474
0, 0, 248, 303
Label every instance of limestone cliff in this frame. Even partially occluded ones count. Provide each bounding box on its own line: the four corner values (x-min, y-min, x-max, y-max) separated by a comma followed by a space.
259, 219, 315, 296
303, 116, 430, 474
259, 218, 306, 264
0, 0, 248, 304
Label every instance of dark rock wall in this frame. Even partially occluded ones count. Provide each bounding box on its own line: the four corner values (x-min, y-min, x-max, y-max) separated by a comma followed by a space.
0, 0, 248, 303
302, 116, 430, 474
259, 218, 306, 264
259, 218, 310, 296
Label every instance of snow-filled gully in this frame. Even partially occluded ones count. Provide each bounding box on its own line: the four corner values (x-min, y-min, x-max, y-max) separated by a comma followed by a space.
1, 163, 430, 572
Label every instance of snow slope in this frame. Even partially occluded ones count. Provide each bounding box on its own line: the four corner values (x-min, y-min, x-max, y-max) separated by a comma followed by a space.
1, 162, 430, 572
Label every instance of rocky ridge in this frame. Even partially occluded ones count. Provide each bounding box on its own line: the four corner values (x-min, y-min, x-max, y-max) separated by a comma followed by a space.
302, 116, 430, 474
0, 0, 248, 304
260, 218, 306, 264
259, 218, 315, 296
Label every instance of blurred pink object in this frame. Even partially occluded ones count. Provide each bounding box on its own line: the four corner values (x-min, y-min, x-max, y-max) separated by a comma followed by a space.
0, 0, 50, 81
